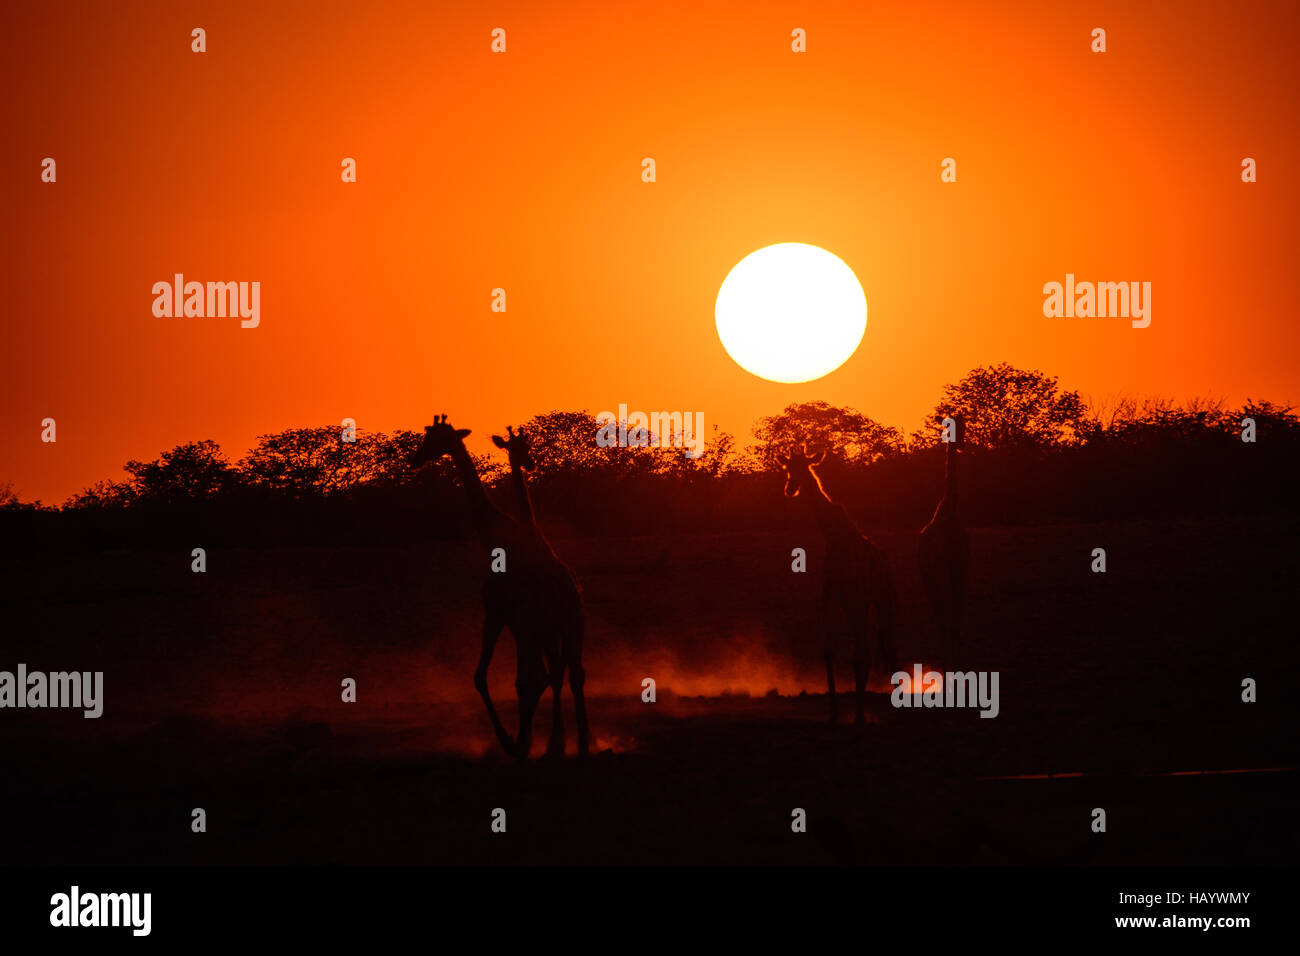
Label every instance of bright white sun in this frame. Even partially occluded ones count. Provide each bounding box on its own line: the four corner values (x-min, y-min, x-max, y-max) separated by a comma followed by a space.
715, 242, 867, 384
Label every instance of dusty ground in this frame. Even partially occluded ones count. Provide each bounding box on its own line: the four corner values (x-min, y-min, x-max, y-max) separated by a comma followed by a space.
1, 515, 1295, 864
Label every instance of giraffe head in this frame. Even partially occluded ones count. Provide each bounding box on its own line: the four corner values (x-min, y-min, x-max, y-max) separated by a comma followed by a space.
777, 445, 826, 498
491, 425, 536, 473
410, 414, 471, 467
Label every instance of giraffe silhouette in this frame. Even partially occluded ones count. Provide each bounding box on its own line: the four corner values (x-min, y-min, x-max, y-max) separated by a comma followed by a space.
779, 446, 897, 727
489, 424, 591, 756
918, 418, 969, 670
411, 415, 588, 759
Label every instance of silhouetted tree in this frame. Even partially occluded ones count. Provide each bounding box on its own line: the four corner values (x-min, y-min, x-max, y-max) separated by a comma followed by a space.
123, 440, 235, 503
238, 427, 404, 496
1232, 399, 1300, 442
359, 429, 450, 487
656, 424, 745, 478
513, 410, 633, 477
1076, 395, 1270, 447
919, 363, 1086, 449
751, 401, 900, 470
512, 410, 744, 480
64, 479, 136, 510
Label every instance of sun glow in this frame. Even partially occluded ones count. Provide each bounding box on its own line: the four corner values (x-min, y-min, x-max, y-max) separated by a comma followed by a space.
714, 243, 867, 384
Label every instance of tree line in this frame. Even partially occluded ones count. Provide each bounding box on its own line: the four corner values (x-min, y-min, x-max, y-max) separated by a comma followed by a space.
2, 363, 1295, 541
30, 362, 1289, 509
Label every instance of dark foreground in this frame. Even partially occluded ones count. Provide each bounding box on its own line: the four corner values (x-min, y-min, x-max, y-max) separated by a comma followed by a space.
0, 688, 1294, 865
1, 515, 1295, 865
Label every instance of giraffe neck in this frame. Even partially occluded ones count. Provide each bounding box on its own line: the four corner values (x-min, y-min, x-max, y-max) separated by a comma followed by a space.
802, 472, 850, 539
509, 461, 536, 526
944, 441, 959, 510
450, 442, 506, 545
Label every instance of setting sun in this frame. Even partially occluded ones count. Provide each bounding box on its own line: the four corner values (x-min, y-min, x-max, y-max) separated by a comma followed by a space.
715, 243, 868, 384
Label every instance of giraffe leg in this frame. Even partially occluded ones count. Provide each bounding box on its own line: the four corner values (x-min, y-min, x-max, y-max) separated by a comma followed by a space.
815, 591, 836, 724
566, 613, 590, 759
853, 591, 879, 730
942, 611, 956, 672
513, 648, 548, 762
569, 660, 589, 759
823, 645, 838, 725
546, 652, 566, 759
947, 570, 965, 670
474, 615, 514, 755
877, 583, 898, 682
852, 609, 870, 730
939, 590, 957, 671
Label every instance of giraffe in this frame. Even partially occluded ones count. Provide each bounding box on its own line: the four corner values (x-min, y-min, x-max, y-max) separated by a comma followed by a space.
779, 446, 897, 727
489, 424, 589, 756
410, 415, 589, 760
918, 418, 969, 671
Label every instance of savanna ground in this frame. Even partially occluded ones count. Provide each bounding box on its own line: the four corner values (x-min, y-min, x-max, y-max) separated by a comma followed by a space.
2, 513, 1295, 865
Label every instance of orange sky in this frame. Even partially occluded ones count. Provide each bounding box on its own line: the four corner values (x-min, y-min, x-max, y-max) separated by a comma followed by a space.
3, 0, 1298, 503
